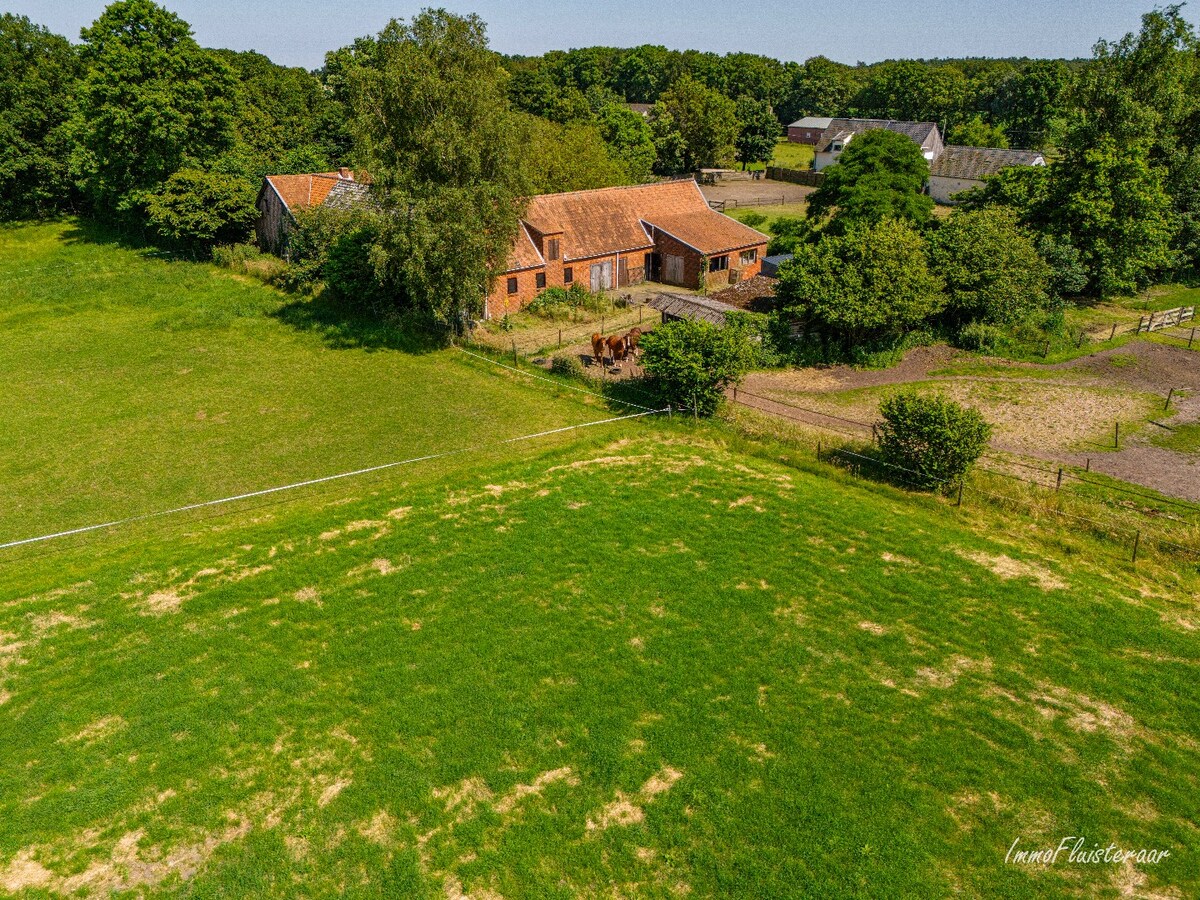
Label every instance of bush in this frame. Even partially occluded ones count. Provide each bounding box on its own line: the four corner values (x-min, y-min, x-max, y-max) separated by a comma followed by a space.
639, 317, 755, 416
525, 282, 610, 318
878, 392, 992, 491
953, 321, 1006, 353
144, 170, 258, 254
549, 354, 585, 379
324, 223, 390, 312
735, 211, 767, 229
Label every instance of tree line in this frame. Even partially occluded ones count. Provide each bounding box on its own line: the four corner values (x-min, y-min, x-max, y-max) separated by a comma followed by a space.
1, 2, 1196, 327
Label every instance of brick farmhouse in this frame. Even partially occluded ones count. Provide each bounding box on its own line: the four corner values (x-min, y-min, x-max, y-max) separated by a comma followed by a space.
254, 173, 767, 319
485, 181, 769, 320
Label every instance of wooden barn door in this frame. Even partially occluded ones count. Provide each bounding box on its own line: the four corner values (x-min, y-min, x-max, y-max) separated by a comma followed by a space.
617, 257, 629, 287
664, 254, 684, 285
589, 261, 613, 291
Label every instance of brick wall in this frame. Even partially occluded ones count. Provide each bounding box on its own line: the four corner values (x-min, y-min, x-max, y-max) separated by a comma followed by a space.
653, 231, 767, 292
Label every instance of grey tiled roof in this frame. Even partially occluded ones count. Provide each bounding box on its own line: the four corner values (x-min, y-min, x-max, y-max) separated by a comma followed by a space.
322, 179, 374, 210
815, 118, 941, 153
929, 145, 1046, 180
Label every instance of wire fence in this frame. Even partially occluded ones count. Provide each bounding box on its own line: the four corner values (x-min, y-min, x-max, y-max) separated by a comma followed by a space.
722, 387, 1200, 566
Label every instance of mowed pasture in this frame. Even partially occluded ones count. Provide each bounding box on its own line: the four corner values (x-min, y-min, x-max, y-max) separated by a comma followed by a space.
2, 429, 1199, 898
0, 222, 604, 544
1, 222, 1198, 898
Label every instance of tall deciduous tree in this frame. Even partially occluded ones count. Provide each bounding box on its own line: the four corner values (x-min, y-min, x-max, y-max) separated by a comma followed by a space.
519, 114, 630, 194
0, 14, 81, 219
594, 102, 656, 181
734, 95, 780, 169
806, 129, 934, 231
650, 75, 738, 173
70, 0, 236, 221
777, 219, 945, 346
349, 9, 529, 325
927, 207, 1050, 324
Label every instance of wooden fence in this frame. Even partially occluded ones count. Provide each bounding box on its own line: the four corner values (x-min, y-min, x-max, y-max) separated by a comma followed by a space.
765, 166, 825, 187
1135, 305, 1195, 334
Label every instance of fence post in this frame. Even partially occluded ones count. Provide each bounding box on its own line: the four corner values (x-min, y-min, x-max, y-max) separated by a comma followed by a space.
601, 314, 605, 335
872, 423, 878, 444
1056, 468, 1063, 491
1165, 388, 1174, 411
817, 440, 821, 461
1109, 323, 1118, 341
1189, 327, 1195, 349
667, 404, 672, 419
1132, 530, 1141, 563
1115, 422, 1120, 449
512, 339, 518, 366
733, 385, 738, 402
956, 482, 964, 507
1085, 458, 1091, 472
558, 328, 562, 349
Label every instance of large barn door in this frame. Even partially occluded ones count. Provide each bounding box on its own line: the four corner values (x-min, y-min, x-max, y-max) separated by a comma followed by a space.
664, 254, 684, 285
617, 257, 629, 287
589, 261, 613, 291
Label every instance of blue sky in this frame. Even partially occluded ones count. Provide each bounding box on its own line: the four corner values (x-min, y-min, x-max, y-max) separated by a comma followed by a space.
8, 0, 1182, 69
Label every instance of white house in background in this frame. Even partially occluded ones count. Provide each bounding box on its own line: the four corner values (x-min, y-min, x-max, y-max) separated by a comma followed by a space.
812, 119, 944, 172
927, 146, 1047, 204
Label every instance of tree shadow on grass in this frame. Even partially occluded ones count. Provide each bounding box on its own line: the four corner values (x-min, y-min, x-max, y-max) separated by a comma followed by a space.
272, 293, 448, 355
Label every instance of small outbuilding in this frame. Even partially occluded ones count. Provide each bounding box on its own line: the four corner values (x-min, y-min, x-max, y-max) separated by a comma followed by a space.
927, 146, 1046, 204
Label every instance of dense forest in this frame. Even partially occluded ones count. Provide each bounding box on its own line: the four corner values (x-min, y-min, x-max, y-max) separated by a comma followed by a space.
1, 1, 1198, 327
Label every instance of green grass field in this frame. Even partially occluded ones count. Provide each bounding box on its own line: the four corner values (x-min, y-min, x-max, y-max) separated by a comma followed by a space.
2, 222, 1198, 898
770, 140, 815, 170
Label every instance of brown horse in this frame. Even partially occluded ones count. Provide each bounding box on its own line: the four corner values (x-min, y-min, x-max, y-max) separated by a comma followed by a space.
624, 327, 642, 359
590, 332, 606, 366
606, 334, 627, 365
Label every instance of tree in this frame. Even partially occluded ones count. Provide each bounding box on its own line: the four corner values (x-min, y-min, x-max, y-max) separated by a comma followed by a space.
878, 392, 991, 490
927, 207, 1050, 325
806, 129, 934, 230
1049, 137, 1177, 296
778, 56, 860, 124
734, 95, 780, 169
650, 75, 738, 173
854, 60, 971, 130
0, 14, 81, 219
594, 102, 656, 181
348, 10, 529, 325
519, 114, 630, 194
988, 61, 1072, 149
639, 317, 754, 416
946, 115, 1008, 149
144, 169, 257, 252
776, 219, 945, 346
70, 0, 237, 222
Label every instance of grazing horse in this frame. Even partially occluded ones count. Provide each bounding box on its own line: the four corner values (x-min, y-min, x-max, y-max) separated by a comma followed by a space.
590, 332, 606, 366
606, 334, 628, 366
624, 327, 642, 360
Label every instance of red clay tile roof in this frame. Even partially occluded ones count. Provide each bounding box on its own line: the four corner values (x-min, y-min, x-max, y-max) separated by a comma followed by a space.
507, 224, 546, 272
502, 181, 769, 273
642, 211, 768, 256
264, 172, 363, 212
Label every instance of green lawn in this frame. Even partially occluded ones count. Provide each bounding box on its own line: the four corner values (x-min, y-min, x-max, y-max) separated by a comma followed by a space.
1, 222, 1197, 898
770, 140, 815, 170
0, 221, 601, 544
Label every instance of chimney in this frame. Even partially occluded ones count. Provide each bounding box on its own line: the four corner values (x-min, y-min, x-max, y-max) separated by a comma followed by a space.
338, 167, 352, 181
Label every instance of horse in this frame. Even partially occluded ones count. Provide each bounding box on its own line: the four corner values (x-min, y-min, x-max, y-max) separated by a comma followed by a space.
624, 327, 642, 360
590, 332, 606, 367
605, 334, 628, 366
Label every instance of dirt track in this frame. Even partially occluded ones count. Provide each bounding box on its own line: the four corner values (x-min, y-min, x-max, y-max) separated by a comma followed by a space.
740, 341, 1200, 502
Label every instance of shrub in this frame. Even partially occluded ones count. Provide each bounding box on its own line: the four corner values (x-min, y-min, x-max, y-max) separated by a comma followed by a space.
525, 283, 609, 318
954, 321, 1006, 353
549, 354, 585, 379
639, 317, 755, 416
878, 392, 992, 491
735, 211, 767, 229
144, 170, 257, 254
324, 223, 390, 312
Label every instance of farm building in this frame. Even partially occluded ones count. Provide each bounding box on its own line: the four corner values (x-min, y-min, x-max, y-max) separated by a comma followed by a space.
647, 292, 742, 326
812, 119, 944, 172
927, 146, 1046, 204
786, 116, 833, 145
486, 181, 769, 320
255, 168, 369, 256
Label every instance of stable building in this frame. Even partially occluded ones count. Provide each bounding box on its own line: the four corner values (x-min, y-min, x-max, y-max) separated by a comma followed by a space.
927, 146, 1047, 204
486, 181, 769, 320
